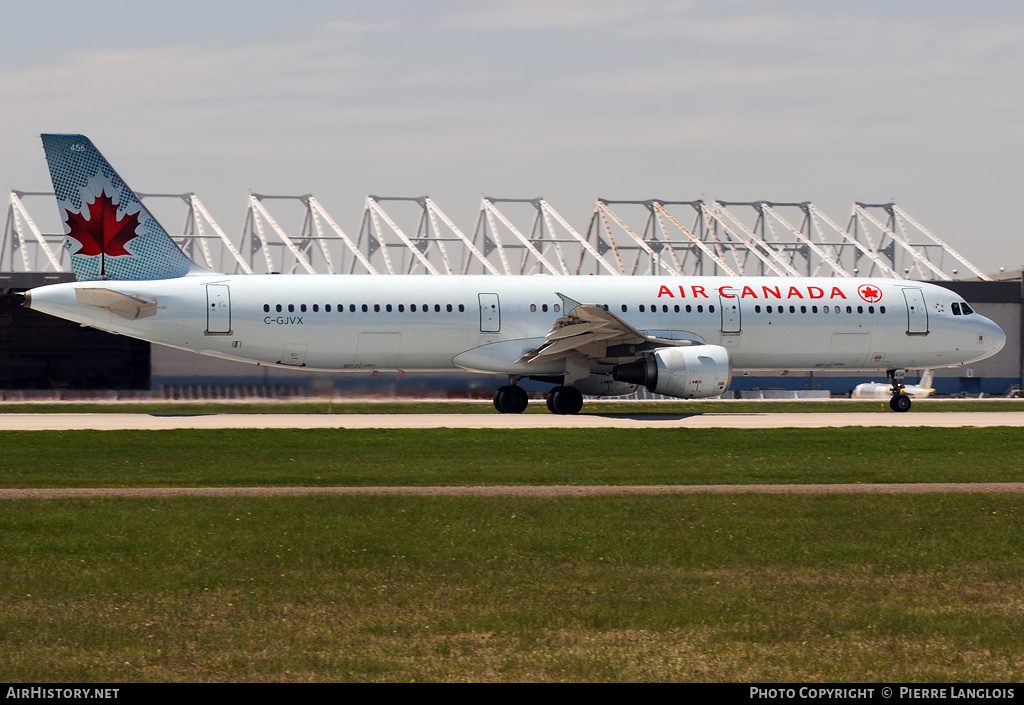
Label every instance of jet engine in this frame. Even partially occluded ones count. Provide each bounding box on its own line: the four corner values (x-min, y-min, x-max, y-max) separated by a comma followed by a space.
612, 345, 732, 399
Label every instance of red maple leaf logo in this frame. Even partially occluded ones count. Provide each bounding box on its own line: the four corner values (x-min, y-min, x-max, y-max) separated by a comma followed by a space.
858, 284, 882, 303
65, 191, 142, 273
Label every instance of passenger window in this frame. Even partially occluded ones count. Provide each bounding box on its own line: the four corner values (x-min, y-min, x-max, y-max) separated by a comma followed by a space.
349, 304, 356, 313
789, 306, 795, 313
300, 304, 307, 313
263, 304, 270, 313
621, 305, 628, 312
686, 305, 692, 313
811, 306, 818, 313
446, 304, 452, 312
868, 306, 874, 314
542, 304, 548, 312
386, 304, 393, 313
639, 305, 646, 312
755, 305, 761, 313
434, 304, 441, 312
276, 304, 282, 313
459, 304, 465, 312
880, 306, 886, 314
674, 305, 680, 313
767, 305, 773, 313
857, 306, 863, 314
325, 304, 332, 313
312, 304, 319, 312
530, 304, 537, 312
554, 304, 561, 312
800, 305, 806, 313
398, 304, 405, 313
709, 305, 715, 313
697, 305, 703, 313
288, 304, 294, 313
361, 304, 368, 312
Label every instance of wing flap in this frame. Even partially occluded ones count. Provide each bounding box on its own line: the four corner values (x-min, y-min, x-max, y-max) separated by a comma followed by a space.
517, 293, 698, 365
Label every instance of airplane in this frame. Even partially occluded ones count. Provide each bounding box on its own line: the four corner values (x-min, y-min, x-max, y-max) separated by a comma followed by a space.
23, 134, 1006, 414
852, 369, 935, 400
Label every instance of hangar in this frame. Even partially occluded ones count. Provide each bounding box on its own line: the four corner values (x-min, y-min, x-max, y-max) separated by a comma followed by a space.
3, 191, 1021, 398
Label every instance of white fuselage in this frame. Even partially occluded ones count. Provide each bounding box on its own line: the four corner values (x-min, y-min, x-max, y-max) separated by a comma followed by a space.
26, 275, 1005, 382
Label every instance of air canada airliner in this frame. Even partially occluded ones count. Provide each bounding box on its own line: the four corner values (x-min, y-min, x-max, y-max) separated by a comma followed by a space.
24, 135, 1006, 413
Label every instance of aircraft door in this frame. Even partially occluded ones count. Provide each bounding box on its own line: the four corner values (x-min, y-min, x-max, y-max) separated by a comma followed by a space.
205, 284, 232, 335
903, 287, 929, 335
720, 294, 741, 334
479, 293, 500, 333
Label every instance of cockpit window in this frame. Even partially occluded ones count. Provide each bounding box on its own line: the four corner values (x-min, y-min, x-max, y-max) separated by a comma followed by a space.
961, 302, 974, 315
951, 302, 961, 315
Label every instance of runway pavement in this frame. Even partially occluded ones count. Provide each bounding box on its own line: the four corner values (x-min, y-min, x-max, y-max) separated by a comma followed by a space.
2, 411, 1023, 430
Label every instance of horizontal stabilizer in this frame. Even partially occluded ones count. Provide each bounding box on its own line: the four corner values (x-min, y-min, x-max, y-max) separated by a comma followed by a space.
75, 288, 157, 320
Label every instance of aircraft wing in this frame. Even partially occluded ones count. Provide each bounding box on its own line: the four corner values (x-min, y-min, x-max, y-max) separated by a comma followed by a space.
516, 293, 697, 366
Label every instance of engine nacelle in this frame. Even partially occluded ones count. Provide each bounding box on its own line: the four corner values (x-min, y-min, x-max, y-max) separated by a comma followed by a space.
612, 345, 732, 399
571, 374, 638, 398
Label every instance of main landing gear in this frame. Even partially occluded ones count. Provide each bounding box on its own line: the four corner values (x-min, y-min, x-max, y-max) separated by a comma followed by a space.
493, 383, 529, 414
887, 368, 912, 413
492, 379, 585, 415
546, 385, 584, 415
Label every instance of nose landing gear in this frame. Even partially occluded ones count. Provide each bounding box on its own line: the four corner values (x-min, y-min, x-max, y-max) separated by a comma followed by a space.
888, 368, 911, 412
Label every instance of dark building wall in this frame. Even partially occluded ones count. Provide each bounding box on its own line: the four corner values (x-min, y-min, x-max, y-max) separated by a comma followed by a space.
0, 275, 151, 390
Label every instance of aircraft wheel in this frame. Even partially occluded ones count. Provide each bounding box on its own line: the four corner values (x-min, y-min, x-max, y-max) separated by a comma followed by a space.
551, 386, 584, 415
546, 388, 559, 413
504, 385, 529, 414
493, 386, 511, 413
889, 393, 912, 413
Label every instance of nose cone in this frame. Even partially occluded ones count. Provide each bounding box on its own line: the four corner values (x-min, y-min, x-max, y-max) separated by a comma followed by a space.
971, 315, 1006, 362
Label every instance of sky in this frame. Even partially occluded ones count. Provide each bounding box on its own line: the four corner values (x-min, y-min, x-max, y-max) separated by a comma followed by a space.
2, 0, 1022, 276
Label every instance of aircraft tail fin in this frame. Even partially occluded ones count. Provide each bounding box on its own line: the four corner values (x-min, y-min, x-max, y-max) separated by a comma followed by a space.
919, 368, 935, 392
40, 134, 205, 281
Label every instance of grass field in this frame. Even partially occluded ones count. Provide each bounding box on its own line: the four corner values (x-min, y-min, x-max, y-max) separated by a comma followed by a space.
1, 427, 1023, 487
2, 425, 1023, 682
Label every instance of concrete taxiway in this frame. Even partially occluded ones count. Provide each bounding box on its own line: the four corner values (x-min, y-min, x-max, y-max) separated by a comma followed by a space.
2, 411, 1023, 430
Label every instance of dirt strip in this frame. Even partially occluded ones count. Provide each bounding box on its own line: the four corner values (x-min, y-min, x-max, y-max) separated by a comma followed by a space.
2, 483, 1024, 499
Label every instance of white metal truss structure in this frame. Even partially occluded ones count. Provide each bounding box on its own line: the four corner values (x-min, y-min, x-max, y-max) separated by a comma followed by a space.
4, 189, 991, 281
849, 203, 991, 281
3, 192, 66, 272
139, 193, 252, 275
1, 191, 250, 276
472, 198, 619, 276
